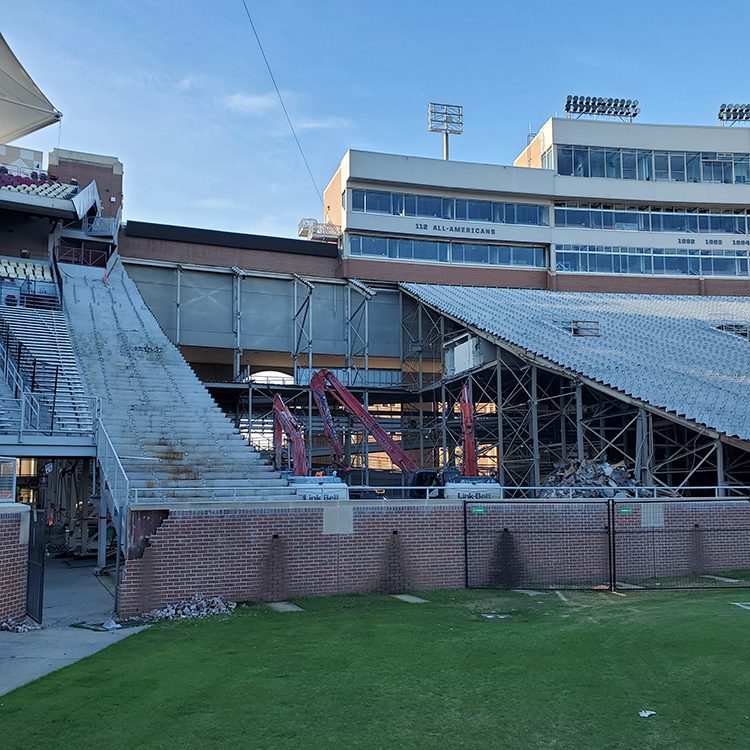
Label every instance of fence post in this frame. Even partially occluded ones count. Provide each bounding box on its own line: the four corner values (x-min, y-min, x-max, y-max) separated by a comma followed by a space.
608, 499, 616, 592
463, 500, 469, 589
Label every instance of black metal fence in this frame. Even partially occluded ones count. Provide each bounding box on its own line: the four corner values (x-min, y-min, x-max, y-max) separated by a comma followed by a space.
464, 497, 750, 590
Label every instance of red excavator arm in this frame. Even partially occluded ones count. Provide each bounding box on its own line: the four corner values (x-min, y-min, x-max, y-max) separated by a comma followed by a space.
272, 394, 308, 476
459, 381, 479, 476
310, 368, 417, 474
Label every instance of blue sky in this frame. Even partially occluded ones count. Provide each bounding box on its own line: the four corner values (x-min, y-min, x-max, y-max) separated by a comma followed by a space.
4, 0, 750, 237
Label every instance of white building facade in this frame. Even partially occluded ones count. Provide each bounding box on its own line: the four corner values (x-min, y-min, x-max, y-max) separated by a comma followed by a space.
323, 117, 750, 292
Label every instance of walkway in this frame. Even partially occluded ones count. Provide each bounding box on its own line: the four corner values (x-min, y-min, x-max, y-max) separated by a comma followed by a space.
0, 558, 144, 696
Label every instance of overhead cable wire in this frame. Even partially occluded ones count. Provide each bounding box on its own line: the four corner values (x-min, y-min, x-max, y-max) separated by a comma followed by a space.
239, 1, 323, 204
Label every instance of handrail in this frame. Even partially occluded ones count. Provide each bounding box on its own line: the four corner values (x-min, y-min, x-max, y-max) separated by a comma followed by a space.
95, 416, 130, 514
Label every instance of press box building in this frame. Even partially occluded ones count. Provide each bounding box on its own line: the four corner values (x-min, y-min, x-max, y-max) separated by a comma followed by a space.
325, 116, 750, 296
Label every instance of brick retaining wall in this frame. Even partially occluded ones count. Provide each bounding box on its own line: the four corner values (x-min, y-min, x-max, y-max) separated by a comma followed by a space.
118, 503, 464, 616
118, 499, 750, 616
0, 507, 29, 621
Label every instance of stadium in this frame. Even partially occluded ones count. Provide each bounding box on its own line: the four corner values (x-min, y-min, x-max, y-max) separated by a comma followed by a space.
1, 34, 750, 631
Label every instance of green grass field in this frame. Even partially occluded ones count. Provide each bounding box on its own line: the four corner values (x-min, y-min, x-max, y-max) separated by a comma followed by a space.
3, 589, 749, 749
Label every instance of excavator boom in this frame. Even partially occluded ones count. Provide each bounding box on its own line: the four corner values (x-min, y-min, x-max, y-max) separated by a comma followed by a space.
272, 394, 308, 476
310, 368, 416, 474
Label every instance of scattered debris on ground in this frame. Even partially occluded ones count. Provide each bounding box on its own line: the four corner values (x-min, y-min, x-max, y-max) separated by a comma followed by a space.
481, 613, 511, 620
639, 710, 657, 718
0, 616, 42, 633
539, 459, 679, 499
126, 595, 237, 623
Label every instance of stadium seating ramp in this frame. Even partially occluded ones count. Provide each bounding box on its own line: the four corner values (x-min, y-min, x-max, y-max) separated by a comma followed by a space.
61, 261, 296, 506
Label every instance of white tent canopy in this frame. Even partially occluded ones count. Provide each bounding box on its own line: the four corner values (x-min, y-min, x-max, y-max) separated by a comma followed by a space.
0, 33, 60, 143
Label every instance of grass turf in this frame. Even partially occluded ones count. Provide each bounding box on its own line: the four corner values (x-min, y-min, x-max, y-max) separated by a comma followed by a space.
2, 589, 750, 749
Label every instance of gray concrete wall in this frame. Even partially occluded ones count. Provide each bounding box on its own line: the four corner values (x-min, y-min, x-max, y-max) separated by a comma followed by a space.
125, 263, 402, 358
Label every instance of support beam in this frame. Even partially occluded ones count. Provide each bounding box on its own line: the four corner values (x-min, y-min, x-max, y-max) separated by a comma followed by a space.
530, 365, 541, 485
575, 383, 584, 460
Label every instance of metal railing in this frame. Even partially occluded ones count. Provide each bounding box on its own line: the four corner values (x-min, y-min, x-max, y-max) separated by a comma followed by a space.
95, 417, 130, 513
126, 483, 750, 504
55, 244, 109, 268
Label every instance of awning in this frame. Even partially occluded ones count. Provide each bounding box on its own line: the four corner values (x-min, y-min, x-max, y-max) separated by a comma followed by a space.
0, 33, 61, 143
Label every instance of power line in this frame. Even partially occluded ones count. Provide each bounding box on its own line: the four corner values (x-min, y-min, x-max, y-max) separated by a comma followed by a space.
239, 1, 323, 205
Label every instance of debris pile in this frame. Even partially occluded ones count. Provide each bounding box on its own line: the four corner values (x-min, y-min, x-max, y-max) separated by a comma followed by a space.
539, 459, 678, 499
1, 616, 42, 633
127, 595, 237, 623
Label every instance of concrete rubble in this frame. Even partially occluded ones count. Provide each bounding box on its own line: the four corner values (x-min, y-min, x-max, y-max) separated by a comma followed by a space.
539, 459, 679, 499
125, 595, 237, 623
0, 616, 42, 633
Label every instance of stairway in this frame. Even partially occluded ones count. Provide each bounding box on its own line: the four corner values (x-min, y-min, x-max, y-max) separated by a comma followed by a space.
61, 261, 297, 503
0, 306, 93, 432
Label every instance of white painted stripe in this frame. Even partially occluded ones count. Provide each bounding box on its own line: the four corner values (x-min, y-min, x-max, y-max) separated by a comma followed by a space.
554, 590, 570, 604
702, 574, 742, 583
732, 602, 750, 611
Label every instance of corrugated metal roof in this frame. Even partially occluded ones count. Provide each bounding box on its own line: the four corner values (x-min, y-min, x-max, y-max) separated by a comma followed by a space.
401, 284, 750, 441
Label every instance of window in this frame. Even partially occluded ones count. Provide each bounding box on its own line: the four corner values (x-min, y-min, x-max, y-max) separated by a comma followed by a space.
637, 151, 653, 181
670, 153, 685, 181
365, 191, 391, 213
350, 234, 545, 268
351, 189, 364, 212
572, 146, 589, 177
416, 195, 442, 218
654, 152, 669, 181
589, 148, 605, 178
605, 149, 621, 179
467, 200, 492, 222
557, 146, 573, 175
558, 144, 750, 185
621, 150, 637, 180
555, 243, 750, 278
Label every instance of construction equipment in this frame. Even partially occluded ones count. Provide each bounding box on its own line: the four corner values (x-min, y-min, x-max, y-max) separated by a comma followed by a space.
458, 381, 478, 476
441, 380, 502, 500
272, 393, 348, 500
272, 393, 307, 476
310, 368, 417, 474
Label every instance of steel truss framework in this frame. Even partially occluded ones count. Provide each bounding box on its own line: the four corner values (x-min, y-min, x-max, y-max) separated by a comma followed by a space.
236, 285, 750, 491
400, 293, 750, 493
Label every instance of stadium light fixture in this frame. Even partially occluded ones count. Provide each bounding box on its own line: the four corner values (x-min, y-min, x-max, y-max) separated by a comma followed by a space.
564, 95, 640, 122
718, 103, 750, 126
428, 103, 463, 160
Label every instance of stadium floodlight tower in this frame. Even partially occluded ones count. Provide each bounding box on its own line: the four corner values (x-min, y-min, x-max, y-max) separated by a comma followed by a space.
428, 102, 463, 160
718, 103, 750, 126
564, 95, 640, 122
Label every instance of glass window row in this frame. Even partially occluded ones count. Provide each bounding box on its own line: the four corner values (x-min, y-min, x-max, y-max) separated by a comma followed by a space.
349, 189, 549, 226
349, 234, 546, 268
555, 204, 750, 234
556, 244, 749, 278
556, 144, 750, 184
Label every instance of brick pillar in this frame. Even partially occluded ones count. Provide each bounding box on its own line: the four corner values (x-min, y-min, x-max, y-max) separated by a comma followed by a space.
0, 505, 30, 621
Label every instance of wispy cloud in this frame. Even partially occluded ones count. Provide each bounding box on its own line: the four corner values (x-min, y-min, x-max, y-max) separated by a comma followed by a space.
296, 115, 352, 131
221, 92, 278, 115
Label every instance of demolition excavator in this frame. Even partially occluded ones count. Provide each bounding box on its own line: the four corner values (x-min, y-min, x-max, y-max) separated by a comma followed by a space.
273, 369, 500, 498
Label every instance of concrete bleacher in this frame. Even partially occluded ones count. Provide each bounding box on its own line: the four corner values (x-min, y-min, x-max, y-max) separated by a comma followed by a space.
62, 261, 297, 503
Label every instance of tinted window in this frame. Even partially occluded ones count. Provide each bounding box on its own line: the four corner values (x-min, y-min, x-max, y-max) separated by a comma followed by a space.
351, 189, 365, 211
